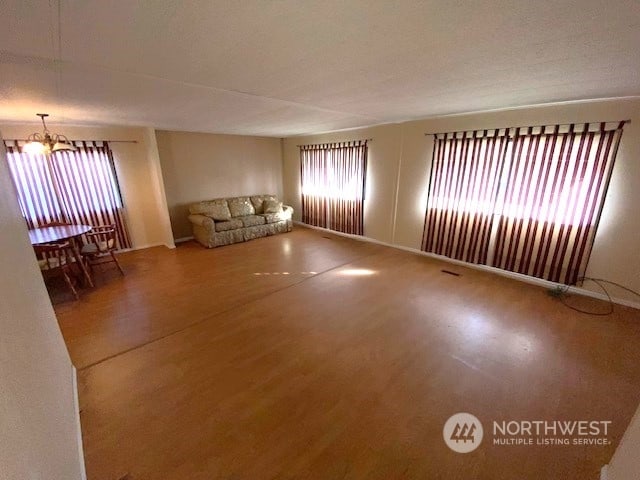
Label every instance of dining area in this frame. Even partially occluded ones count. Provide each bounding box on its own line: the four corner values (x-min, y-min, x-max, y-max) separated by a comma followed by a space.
30, 222, 124, 301
3, 134, 134, 302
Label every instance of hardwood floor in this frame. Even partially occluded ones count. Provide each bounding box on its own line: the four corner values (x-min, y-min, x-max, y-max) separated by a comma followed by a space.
55, 227, 640, 479
55, 228, 382, 368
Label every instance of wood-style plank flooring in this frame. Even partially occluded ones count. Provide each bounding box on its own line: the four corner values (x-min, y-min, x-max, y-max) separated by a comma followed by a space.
53, 227, 640, 480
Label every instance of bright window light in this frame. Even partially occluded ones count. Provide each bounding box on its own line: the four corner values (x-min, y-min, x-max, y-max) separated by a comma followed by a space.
300, 151, 362, 201
430, 133, 604, 226
338, 268, 377, 276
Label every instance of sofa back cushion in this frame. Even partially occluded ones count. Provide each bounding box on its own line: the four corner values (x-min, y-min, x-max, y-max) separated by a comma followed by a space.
228, 197, 255, 217
250, 194, 277, 214
263, 199, 283, 214
189, 199, 231, 221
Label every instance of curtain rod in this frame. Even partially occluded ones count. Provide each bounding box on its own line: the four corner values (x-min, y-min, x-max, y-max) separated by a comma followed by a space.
3, 139, 138, 144
296, 138, 372, 147
423, 119, 631, 137
71, 140, 138, 143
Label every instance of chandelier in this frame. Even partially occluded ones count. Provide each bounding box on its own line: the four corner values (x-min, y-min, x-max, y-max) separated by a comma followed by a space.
23, 113, 76, 155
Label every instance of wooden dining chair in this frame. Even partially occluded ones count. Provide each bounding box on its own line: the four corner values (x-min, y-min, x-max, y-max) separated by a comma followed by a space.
33, 242, 80, 300
31, 222, 95, 288
81, 225, 124, 275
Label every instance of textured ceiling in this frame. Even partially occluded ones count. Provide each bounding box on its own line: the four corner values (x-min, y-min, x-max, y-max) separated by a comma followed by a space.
0, 0, 639, 136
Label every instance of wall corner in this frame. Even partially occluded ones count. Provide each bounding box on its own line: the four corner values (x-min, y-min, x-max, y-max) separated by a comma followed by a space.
142, 127, 175, 248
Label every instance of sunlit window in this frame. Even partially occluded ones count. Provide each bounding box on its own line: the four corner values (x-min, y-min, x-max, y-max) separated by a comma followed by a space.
422, 122, 625, 284
300, 140, 368, 235
301, 150, 362, 201
4, 140, 131, 248
430, 132, 610, 227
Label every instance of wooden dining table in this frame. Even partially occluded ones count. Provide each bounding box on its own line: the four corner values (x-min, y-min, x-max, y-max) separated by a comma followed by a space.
29, 224, 94, 287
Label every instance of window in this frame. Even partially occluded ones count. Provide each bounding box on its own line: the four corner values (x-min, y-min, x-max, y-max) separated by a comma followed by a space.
422, 122, 625, 285
300, 140, 368, 235
4, 140, 131, 249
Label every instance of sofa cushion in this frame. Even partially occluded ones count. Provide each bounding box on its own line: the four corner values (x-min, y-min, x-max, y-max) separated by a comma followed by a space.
263, 199, 283, 214
250, 195, 277, 214
261, 212, 283, 224
228, 197, 255, 217
240, 215, 266, 227
189, 200, 231, 221
212, 229, 245, 247
243, 224, 272, 241
215, 218, 243, 232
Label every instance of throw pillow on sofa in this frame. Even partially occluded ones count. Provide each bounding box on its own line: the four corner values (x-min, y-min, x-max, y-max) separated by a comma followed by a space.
263, 199, 283, 214
190, 200, 231, 221
251, 195, 277, 214
228, 197, 255, 217
208, 203, 232, 221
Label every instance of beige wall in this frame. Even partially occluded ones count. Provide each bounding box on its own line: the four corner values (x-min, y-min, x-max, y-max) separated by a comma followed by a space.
140, 127, 175, 249
608, 400, 640, 479
283, 98, 640, 303
0, 124, 174, 249
156, 130, 283, 239
0, 133, 85, 479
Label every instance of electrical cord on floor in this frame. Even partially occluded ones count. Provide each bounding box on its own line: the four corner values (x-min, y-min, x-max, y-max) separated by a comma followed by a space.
551, 277, 640, 316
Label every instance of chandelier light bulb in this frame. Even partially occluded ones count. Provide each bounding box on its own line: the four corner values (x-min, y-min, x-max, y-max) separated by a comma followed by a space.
23, 113, 76, 155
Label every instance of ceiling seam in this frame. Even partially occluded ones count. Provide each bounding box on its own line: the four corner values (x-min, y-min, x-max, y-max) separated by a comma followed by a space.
99, 67, 386, 121
0, 48, 384, 123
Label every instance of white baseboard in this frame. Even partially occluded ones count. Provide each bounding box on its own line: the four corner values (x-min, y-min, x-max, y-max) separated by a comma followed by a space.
600, 464, 608, 480
293, 221, 640, 311
174, 236, 194, 244
118, 242, 172, 253
72, 366, 87, 480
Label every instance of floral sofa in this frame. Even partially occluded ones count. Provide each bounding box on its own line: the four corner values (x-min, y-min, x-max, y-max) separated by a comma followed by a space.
188, 194, 293, 248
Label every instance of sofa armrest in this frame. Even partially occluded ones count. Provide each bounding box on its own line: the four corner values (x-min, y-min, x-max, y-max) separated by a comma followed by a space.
282, 205, 293, 220
188, 214, 214, 230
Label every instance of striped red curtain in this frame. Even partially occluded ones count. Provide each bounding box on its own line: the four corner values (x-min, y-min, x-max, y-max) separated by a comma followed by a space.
421, 130, 509, 264
4, 140, 131, 249
492, 122, 625, 285
300, 140, 368, 235
4, 143, 67, 228
421, 121, 625, 285
300, 145, 328, 228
